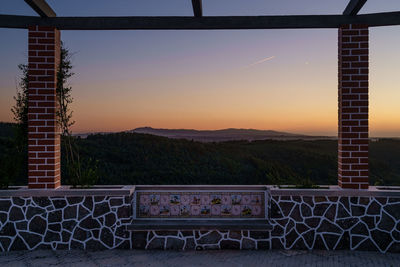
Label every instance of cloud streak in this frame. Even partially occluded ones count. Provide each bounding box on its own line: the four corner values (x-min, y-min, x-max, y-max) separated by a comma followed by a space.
244, 56, 275, 69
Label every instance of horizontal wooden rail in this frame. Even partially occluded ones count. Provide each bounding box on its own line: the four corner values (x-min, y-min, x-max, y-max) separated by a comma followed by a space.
0, 12, 400, 30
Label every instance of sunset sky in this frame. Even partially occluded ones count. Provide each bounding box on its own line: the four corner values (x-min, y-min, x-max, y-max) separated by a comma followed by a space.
1, 0, 400, 136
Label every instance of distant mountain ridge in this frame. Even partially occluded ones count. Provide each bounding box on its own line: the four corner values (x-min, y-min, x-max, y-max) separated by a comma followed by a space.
130, 127, 334, 142
1, 123, 335, 141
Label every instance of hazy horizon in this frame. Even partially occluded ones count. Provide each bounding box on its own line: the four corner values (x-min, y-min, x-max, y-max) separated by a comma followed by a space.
1, 120, 400, 138
1, 1, 400, 137
63, 125, 400, 138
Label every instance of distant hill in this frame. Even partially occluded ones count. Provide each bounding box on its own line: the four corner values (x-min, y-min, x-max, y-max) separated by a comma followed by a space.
73, 132, 112, 139
1, 122, 400, 186
130, 127, 335, 142
68, 133, 400, 186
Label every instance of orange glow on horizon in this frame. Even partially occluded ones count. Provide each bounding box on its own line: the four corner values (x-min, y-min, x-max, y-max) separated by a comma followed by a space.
1, 27, 399, 138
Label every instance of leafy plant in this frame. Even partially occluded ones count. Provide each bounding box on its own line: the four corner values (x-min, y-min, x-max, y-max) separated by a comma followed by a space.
9, 43, 99, 189
0, 64, 31, 188
56, 45, 99, 188
295, 177, 320, 189
66, 157, 99, 188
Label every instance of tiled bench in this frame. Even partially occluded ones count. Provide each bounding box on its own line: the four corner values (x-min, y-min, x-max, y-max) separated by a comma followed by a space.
129, 185, 272, 230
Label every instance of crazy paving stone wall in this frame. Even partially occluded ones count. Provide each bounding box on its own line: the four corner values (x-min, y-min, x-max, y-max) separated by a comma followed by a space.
0, 196, 131, 251
1, 193, 399, 252
269, 195, 400, 253
131, 195, 400, 252
131, 230, 270, 250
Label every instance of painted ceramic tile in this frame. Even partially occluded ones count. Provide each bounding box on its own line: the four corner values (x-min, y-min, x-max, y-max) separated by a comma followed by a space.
159, 205, 170, 215
150, 205, 159, 216
251, 194, 262, 205
221, 194, 231, 205
181, 195, 190, 205
139, 205, 149, 216
180, 205, 190, 216
252, 205, 262, 216
232, 205, 241, 216
170, 194, 180, 205
139, 194, 150, 205
231, 195, 242, 205
211, 195, 221, 205
170, 205, 180, 215
160, 195, 169, 205
242, 194, 251, 205
191, 195, 201, 205
191, 205, 201, 216
241, 205, 252, 216
221, 205, 231, 215
137, 191, 265, 218
150, 194, 160, 205
211, 205, 221, 215
200, 205, 211, 215
201, 195, 211, 205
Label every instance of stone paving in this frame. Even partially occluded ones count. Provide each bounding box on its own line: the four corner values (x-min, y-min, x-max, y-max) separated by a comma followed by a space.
0, 250, 399, 267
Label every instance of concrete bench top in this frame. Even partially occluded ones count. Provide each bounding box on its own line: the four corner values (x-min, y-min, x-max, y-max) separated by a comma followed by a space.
128, 219, 273, 231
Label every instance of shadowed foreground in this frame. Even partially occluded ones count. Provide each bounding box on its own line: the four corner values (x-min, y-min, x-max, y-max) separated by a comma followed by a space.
0, 250, 399, 267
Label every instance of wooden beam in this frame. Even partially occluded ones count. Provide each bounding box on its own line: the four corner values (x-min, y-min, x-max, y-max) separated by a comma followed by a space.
343, 0, 367, 16
24, 0, 56, 17
0, 12, 400, 30
192, 0, 203, 17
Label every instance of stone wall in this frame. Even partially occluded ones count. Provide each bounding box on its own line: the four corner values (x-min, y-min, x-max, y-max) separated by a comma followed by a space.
1, 186, 400, 252
131, 230, 270, 250
131, 190, 400, 253
0, 195, 131, 251
269, 194, 400, 253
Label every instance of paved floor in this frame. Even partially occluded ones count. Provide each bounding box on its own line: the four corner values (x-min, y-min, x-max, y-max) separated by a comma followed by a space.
0, 250, 399, 267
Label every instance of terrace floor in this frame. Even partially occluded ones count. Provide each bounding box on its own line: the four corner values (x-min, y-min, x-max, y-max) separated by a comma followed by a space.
0, 249, 399, 267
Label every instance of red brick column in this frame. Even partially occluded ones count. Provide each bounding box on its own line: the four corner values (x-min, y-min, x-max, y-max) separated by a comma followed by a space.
28, 26, 61, 189
338, 24, 369, 189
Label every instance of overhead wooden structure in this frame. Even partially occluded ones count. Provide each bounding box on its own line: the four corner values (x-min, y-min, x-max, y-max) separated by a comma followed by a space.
1, 12, 400, 30
343, 0, 368, 16
191, 0, 203, 17
0, 0, 399, 30
24, 0, 56, 17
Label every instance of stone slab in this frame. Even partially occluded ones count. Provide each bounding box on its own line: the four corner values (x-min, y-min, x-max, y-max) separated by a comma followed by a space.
128, 219, 273, 231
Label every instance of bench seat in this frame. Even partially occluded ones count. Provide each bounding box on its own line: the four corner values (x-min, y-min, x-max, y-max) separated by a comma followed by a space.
128, 219, 273, 231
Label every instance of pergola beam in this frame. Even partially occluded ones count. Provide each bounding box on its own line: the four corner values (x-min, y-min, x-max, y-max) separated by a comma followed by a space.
343, 0, 367, 16
24, 0, 56, 17
191, 0, 203, 17
1, 12, 400, 30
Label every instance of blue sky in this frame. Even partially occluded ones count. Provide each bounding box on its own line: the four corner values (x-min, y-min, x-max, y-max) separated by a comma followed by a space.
1, 1, 400, 136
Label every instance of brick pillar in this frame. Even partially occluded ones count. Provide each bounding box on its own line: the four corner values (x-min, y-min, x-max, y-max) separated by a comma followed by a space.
338, 24, 369, 189
28, 26, 61, 189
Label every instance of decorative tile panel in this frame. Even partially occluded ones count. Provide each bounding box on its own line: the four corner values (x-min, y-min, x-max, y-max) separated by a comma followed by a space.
135, 191, 266, 219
